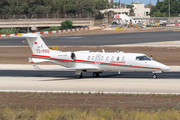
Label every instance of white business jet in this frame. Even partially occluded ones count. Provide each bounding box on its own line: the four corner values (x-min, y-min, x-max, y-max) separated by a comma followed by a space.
16, 33, 169, 79
114, 14, 142, 25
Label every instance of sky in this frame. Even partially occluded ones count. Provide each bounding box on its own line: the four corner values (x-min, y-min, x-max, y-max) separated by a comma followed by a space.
114, 0, 157, 5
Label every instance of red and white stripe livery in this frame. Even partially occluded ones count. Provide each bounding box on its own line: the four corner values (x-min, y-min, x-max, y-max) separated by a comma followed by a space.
16, 33, 169, 79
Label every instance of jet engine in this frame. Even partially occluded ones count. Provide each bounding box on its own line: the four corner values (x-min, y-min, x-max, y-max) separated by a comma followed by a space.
51, 52, 76, 61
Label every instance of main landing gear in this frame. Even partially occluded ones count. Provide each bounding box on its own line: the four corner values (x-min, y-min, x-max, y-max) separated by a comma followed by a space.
75, 70, 100, 79
75, 70, 83, 79
92, 72, 99, 78
75, 74, 83, 79
153, 74, 157, 79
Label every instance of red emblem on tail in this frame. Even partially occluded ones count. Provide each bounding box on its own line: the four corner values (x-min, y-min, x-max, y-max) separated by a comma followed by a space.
35, 42, 37, 44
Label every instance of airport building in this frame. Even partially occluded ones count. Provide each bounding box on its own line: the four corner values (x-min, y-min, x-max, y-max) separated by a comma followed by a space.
101, 3, 130, 15
101, 3, 150, 17
132, 3, 150, 17
105, 0, 113, 4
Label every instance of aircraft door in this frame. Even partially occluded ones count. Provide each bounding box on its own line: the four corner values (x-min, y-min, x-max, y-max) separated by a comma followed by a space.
145, 61, 148, 67
95, 54, 101, 65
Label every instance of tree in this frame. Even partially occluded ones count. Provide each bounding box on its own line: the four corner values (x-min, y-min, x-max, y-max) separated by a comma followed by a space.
60, 20, 73, 29
126, 4, 135, 16
0, 0, 107, 18
146, 3, 155, 11
114, 2, 118, 7
150, 0, 180, 17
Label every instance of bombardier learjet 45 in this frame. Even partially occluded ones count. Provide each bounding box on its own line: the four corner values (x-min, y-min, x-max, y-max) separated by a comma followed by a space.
16, 34, 169, 79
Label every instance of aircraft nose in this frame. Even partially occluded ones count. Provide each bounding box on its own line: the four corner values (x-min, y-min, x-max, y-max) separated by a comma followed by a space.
161, 65, 170, 71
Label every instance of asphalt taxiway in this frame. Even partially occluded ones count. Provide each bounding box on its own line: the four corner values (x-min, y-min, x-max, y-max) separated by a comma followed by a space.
0, 73, 180, 93
0, 65, 180, 93
0, 30, 180, 93
0, 70, 180, 79
0, 31, 180, 46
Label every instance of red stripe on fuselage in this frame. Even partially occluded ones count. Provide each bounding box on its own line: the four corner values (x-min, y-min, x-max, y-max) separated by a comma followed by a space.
32, 54, 72, 62
74, 59, 160, 70
31, 55, 160, 70
51, 58, 72, 62
100, 62, 160, 70
74, 59, 95, 63
32, 54, 50, 58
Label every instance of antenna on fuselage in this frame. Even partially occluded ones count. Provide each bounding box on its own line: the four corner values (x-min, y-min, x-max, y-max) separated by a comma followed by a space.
151, 55, 153, 60
102, 49, 105, 53
117, 49, 119, 53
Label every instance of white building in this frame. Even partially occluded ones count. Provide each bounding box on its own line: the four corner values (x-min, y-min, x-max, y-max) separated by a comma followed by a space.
101, 4, 130, 15
101, 3, 150, 18
106, 0, 113, 4
101, 8, 130, 15
132, 3, 150, 17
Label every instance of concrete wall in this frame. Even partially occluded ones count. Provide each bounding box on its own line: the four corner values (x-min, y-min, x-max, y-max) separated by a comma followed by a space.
0, 18, 95, 31
150, 17, 180, 24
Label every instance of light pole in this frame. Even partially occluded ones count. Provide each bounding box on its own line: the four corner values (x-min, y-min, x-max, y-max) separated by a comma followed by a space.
169, 0, 170, 18
27, 23, 29, 33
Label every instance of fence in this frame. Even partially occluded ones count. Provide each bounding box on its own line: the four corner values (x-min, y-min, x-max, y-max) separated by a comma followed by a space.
0, 14, 97, 19
149, 17, 180, 24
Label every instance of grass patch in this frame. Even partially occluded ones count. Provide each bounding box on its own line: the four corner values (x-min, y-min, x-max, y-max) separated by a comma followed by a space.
0, 107, 180, 120
0, 92, 180, 119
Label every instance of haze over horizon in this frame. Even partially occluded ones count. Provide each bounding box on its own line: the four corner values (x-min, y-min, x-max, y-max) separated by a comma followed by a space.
114, 0, 157, 5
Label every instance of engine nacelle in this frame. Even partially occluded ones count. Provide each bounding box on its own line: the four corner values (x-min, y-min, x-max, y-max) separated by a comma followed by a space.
51, 52, 76, 61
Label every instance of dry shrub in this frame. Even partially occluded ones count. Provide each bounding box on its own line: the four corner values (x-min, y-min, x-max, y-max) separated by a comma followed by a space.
0, 107, 180, 120
0, 107, 14, 120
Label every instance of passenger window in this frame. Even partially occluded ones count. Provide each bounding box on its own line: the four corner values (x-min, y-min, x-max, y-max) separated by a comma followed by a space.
117, 57, 120, 61
106, 56, 109, 61
88, 56, 91, 60
101, 56, 104, 61
111, 56, 114, 61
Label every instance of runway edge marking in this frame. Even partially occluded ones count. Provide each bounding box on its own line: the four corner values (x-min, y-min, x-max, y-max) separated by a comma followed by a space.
0, 90, 180, 95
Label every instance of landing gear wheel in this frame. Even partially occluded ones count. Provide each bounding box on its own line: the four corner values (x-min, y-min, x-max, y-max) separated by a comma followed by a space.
75, 75, 81, 79
80, 75, 83, 78
75, 75, 83, 79
75, 70, 83, 79
92, 72, 99, 77
153, 74, 157, 79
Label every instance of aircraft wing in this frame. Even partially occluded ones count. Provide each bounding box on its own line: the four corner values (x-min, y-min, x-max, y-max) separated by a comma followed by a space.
29, 58, 98, 71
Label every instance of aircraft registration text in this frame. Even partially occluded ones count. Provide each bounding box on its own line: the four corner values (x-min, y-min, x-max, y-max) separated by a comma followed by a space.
36, 49, 50, 53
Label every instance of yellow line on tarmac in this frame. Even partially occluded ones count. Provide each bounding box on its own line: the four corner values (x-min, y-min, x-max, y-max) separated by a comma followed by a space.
22, 40, 28, 43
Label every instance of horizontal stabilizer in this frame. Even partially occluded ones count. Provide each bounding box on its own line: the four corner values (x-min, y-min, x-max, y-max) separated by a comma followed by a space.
29, 58, 50, 63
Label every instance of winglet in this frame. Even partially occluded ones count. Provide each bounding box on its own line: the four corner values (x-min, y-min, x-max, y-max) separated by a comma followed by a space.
29, 58, 41, 70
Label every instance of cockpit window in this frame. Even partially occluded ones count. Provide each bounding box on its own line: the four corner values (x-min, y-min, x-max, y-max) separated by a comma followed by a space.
136, 56, 151, 61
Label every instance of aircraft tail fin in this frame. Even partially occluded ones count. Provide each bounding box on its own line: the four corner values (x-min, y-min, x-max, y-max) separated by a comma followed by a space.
16, 33, 51, 55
